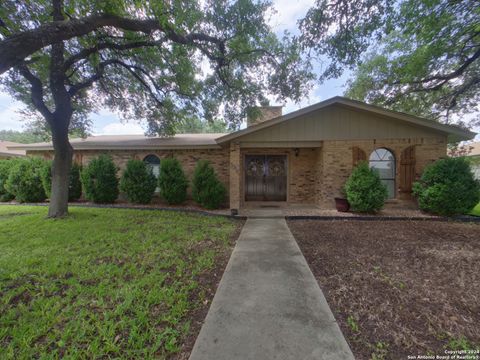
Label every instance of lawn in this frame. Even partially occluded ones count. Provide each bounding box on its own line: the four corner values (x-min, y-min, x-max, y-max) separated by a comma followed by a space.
288, 220, 480, 359
470, 202, 480, 216
0, 205, 242, 359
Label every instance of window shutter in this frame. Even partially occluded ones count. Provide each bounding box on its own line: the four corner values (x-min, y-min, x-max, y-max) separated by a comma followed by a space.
352, 147, 366, 166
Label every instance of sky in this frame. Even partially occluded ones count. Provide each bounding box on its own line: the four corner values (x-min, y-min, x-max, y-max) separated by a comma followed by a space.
1, 0, 475, 139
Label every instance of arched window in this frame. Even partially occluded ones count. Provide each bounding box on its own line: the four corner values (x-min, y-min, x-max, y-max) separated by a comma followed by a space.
369, 148, 395, 199
143, 155, 160, 178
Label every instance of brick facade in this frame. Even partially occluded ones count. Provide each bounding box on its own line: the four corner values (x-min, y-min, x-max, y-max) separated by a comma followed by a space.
28, 136, 447, 209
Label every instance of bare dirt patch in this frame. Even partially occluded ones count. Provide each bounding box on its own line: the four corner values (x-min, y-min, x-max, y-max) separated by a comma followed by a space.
287, 220, 480, 359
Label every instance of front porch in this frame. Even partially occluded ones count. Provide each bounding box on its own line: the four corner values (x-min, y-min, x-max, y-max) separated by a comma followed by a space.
237, 199, 435, 218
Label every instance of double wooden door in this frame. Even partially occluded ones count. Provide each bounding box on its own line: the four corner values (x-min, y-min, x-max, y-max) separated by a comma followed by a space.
245, 155, 287, 201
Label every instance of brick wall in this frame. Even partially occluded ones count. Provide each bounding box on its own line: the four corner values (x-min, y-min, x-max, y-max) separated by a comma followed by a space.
28, 135, 447, 209
316, 137, 447, 208
28, 148, 230, 198
239, 147, 318, 205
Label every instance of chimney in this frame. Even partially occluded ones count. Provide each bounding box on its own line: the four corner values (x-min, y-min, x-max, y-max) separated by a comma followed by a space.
247, 106, 283, 127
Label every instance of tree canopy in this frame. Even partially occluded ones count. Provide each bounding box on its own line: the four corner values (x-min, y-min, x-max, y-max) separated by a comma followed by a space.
300, 0, 479, 127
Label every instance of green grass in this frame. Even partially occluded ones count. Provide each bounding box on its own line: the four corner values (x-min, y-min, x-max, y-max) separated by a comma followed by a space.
0, 205, 238, 359
470, 202, 480, 216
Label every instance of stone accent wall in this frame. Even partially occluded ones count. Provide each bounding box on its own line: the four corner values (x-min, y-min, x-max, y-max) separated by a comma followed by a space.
316, 137, 447, 208
28, 148, 230, 198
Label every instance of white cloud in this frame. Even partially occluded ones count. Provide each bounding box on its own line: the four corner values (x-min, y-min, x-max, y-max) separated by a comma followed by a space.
269, 0, 315, 33
95, 122, 145, 135
0, 93, 25, 131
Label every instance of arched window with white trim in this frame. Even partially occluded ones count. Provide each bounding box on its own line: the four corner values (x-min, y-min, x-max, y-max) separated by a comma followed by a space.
143, 155, 161, 177
369, 148, 395, 199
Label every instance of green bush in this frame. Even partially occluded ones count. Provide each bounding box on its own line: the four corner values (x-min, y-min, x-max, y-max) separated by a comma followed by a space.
0, 159, 20, 201
120, 159, 157, 204
41, 161, 83, 201
158, 158, 188, 205
5, 157, 47, 203
413, 157, 480, 216
81, 155, 119, 203
191, 160, 226, 209
344, 161, 388, 213
68, 163, 83, 201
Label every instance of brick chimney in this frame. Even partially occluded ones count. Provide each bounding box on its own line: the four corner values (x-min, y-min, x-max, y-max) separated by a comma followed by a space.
247, 106, 283, 127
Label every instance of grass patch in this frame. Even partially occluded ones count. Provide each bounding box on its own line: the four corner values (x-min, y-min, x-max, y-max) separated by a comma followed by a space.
0, 205, 239, 359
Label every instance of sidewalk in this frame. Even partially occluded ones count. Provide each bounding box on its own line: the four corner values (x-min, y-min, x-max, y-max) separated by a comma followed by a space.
189, 211, 354, 360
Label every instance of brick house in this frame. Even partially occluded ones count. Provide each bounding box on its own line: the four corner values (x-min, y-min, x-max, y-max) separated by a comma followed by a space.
8, 97, 475, 209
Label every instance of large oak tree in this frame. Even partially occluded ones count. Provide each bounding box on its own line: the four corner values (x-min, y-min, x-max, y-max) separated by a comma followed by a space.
0, 0, 312, 217
300, 0, 479, 126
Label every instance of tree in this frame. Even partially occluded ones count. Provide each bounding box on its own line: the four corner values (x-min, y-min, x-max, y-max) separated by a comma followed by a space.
0, 130, 46, 144
0, 0, 312, 217
301, 0, 479, 126
174, 116, 229, 134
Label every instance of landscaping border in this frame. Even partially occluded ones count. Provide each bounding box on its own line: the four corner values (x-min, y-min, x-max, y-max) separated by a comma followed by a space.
0, 202, 248, 220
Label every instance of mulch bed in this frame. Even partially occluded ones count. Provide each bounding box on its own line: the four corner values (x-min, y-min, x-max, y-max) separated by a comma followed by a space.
287, 220, 480, 359
174, 219, 245, 359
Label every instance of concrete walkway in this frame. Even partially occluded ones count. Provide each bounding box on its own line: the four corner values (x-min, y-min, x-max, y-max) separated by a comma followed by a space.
189, 210, 354, 360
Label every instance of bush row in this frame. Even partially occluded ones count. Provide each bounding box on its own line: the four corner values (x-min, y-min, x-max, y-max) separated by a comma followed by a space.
0, 155, 226, 209
343, 157, 479, 216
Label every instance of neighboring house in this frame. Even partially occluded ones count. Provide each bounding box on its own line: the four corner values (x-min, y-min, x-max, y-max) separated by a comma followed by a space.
0, 140, 26, 159
8, 97, 475, 209
466, 142, 480, 180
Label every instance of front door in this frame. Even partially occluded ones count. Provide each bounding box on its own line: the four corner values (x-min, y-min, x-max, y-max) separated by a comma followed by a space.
245, 155, 287, 201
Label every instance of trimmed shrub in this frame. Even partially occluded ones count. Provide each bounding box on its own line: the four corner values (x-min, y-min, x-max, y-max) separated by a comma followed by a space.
69, 163, 83, 201
0, 159, 20, 201
5, 157, 47, 202
413, 157, 480, 216
120, 159, 157, 204
344, 161, 388, 213
81, 155, 119, 203
40, 160, 52, 198
158, 158, 188, 204
41, 161, 83, 201
191, 160, 226, 209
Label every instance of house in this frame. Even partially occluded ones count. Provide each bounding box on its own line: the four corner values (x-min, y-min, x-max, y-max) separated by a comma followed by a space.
8, 97, 475, 209
0, 140, 26, 159
465, 141, 480, 180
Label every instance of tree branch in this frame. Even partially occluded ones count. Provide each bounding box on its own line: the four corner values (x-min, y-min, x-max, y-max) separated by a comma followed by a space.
16, 64, 53, 121
0, 13, 225, 74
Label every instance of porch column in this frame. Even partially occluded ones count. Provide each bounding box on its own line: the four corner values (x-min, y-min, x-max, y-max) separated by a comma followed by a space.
229, 142, 241, 210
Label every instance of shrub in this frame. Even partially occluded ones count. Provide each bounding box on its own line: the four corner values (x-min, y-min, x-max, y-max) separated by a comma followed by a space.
0, 159, 20, 201
68, 163, 83, 201
413, 157, 480, 216
344, 161, 388, 213
41, 161, 83, 201
5, 157, 47, 203
191, 160, 226, 209
158, 158, 188, 204
81, 155, 119, 203
120, 159, 157, 204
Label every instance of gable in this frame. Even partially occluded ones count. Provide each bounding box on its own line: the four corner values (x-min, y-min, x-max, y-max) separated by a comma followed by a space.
234, 105, 447, 143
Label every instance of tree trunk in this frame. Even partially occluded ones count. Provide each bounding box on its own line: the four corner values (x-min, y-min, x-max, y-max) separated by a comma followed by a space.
48, 121, 73, 218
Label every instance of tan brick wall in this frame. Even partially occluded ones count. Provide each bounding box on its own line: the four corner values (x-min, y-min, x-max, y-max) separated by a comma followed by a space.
316, 137, 447, 208
28, 148, 230, 198
239, 147, 318, 205
29, 135, 447, 209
